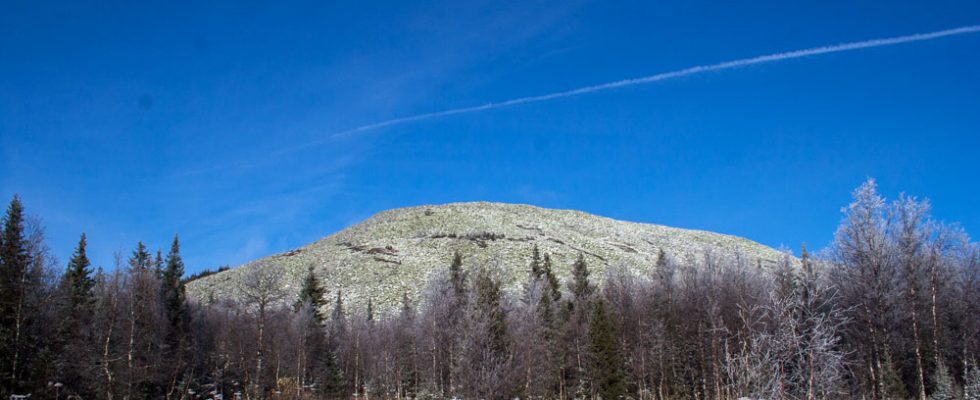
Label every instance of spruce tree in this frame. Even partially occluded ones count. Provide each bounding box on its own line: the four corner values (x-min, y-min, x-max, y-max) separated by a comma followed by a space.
450, 250, 466, 301
64, 233, 94, 307
129, 241, 152, 272
473, 269, 508, 356
294, 265, 327, 323
930, 362, 956, 400
154, 249, 164, 279
529, 245, 543, 280
0, 195, 32, 394
542, 253, 561, 302
965, 363, 980, 400
162, 235, 187, 330
570, 254, 595, 306
366, 299, 374, 323
589, 298, 626, 400
54, 233, 97, 398
330, 290, 346, 338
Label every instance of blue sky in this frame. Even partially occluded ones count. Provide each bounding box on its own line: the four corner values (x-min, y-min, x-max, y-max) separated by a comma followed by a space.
2, 1, 979, 273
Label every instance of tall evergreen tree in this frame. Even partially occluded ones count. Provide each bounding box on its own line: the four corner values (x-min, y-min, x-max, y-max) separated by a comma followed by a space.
529, 245, 543, 280
55, 233, 97, 398
129, 241, 152, 272
294, 265, 327, 323
64, 233, 95, 307
154, 249, 164, 279
331, 290, 346, 338
542, 253, 561, 302
0, 195, 33, 395
161, 234, 187, 330
589, 298, 626, 400
570, 253, 595, 306
450, 250, 466, 301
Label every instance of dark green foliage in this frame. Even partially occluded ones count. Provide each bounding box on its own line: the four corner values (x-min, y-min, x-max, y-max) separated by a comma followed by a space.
881, 356, 909, 400
473, 269, 508, 356
162, 235, 188, 331
529, 245, 543, 280
64, 233, 94, 307
542, 253, 561, 302
570, 253, 595, 305
366, 298, 374, 322
930, 362, 956, 400
450, 250, 466, 301
0, 195, 32, 394
294, 265, 327, 322
330, 290, 346, 338
965, 363, 980, 400
182, 265, 230, 283
590, 298, 626, 399
129, 241, 152, 271
154, 249, 164, 279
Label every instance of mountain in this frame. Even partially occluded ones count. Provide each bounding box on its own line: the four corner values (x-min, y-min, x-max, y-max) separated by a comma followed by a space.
186, 202, 786, 312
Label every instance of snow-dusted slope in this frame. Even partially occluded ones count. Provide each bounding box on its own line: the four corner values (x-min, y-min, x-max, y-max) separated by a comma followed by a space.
186, 202, 785, 312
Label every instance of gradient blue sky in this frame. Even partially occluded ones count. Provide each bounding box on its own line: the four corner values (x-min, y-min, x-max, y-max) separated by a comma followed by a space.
2, 1, 979, 273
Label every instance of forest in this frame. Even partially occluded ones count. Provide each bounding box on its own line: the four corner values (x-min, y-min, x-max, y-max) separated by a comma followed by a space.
1, 179, 979, 400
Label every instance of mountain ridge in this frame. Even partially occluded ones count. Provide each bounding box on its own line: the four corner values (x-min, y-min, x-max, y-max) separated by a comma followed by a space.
186, 202, 787, 312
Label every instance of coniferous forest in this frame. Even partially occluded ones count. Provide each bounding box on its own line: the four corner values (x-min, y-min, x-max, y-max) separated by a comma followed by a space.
2, 179, 979, 400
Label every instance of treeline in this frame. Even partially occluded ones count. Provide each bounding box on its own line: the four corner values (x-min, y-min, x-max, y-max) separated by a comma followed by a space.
1, 179, 980, 399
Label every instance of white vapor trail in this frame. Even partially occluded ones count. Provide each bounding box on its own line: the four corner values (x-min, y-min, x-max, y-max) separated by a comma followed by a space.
321, 24, 979, 141
175, 24, 977, 177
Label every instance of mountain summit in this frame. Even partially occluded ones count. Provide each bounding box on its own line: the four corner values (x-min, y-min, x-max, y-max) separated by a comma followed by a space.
186, 202, 785, 311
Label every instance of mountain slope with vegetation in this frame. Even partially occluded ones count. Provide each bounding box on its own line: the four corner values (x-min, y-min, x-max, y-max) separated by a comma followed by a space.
186, 202, 786, 311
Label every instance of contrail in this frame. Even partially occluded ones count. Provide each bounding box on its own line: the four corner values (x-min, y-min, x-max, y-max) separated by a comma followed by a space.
321, 24, 980, 140
175, 24, 979, 177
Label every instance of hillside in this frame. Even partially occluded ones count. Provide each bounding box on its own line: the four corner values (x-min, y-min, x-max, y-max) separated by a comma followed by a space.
186, 202, 786, 311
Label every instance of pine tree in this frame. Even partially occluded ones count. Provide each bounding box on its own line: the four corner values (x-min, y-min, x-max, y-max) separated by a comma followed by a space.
161, 235, 187, 331
473, 269, 508, 356
294, 265, 327, 323
64, 233, 94, 307
881, 356, 909, 400
0, 195, 33, 394
450, 250, 466, 301
330, 290, 346, 338
154, 249, 164, 279
529, 245, 543, 280
366, 299, 374, 323
589, 298, 626, 400
129, 241, 152, 272
964, 363, 980, 400
542, 253, 561, 302
570, 253, 595, 306
396, 292, 418, 397
929, 362, 956, 400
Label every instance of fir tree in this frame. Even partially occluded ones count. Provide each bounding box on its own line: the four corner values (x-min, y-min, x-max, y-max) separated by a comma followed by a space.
154, 249, 164, 279
965, 363, 980, 400
129, 241, 152, 272
366, 298, 374, 323
529, 245, 543, 280
569, 253, 595, 306
294, 265, 327, 323
542, 253, 561, 302
929, 362, 956, 400
449, 250, 466, 301
161, 235, 187, 331
330, 290, 346, 339
881, 355, 909, 400
64, 233, 94, 307
589, 298, 626, 400
472, 269, 508, 356
0, 195, 32, 394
